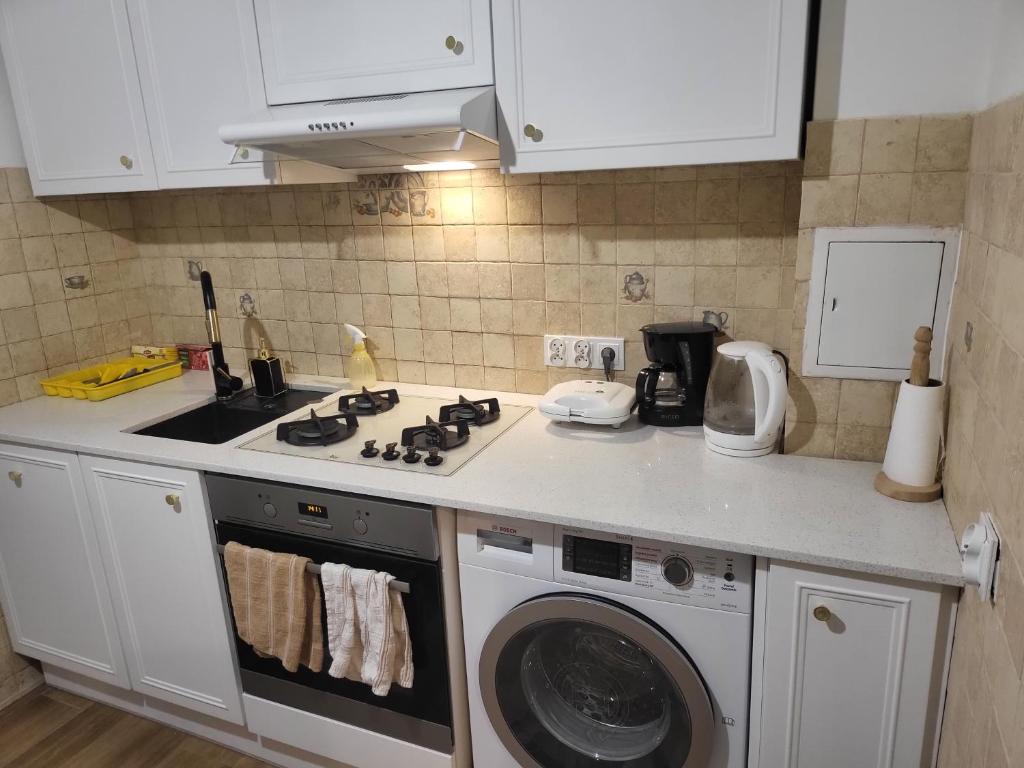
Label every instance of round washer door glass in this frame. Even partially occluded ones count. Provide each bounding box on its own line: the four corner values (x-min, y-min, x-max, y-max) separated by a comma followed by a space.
479, 595, 715, 768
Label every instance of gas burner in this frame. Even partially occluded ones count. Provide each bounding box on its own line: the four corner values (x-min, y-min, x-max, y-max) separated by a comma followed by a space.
401, 416, 471, 452
277, 409, 359, 447
438, 395, 501, 426
338, 387, 399, 416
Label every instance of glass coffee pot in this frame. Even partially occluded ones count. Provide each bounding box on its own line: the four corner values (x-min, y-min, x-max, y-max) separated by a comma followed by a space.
703, 341, 787, 457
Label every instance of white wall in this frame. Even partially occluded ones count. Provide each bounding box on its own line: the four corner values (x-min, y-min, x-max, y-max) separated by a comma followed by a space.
986, 0, 1024, 105
0, 54, 23, 167
813, 0, 999, 120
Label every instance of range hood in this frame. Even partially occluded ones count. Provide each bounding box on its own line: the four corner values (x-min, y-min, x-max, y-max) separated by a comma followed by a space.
219, 86, 498, 175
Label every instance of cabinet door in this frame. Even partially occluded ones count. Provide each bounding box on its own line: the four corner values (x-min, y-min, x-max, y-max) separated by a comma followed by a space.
254, 0, 493, 105
492, 0, 809, 173
0, 0, 157, 195
0, 445, 129, 688
758, 562, 951, 768
82, 457, 244, 724
127, 0, 272, 189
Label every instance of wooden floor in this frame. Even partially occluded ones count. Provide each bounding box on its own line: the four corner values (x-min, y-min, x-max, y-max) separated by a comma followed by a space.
0, 687, 274, 768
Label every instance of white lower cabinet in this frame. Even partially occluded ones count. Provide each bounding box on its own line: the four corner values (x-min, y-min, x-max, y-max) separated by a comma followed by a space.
81, 456, 244, 725
756, 562, 955, 768
0, 445, 129, 688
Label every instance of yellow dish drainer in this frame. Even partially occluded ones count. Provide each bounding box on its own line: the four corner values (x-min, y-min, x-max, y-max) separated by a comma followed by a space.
40, 351, 183, 402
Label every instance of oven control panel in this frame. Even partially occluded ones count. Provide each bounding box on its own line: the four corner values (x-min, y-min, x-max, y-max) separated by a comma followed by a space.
205, 473, 438, 561
555, 526, 752, 614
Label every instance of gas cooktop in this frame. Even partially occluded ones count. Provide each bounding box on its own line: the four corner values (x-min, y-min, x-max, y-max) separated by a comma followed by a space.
239, 389, 532, 476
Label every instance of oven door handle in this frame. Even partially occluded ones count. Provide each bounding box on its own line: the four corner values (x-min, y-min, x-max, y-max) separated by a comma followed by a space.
216, 544, 411, 594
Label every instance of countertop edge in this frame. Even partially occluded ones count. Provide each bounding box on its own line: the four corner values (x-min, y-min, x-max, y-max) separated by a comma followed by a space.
0, 430, 966, 588
0, 374, 967, 589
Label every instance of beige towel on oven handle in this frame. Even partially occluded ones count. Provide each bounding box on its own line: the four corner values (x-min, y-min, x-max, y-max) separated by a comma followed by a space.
223, 541, 323, 674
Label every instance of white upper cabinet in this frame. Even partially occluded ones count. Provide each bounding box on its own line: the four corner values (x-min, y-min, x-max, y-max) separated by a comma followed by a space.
0, 445, 129, 689
82, 457, 244, 725
492, 0, 810, 173
126, 0, 271, 188
0, 0, 157, 194
254, 0, 494, 105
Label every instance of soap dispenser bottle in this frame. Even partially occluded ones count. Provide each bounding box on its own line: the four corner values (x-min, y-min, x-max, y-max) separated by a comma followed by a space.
344, 324, 377, 389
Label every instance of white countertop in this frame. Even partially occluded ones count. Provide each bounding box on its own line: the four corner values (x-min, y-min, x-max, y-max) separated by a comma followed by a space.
0, 371, 964, 586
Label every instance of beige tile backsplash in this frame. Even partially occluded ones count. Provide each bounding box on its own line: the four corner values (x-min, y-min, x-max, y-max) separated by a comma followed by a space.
937, 92, 1024, 768
787, 113, 972, 461
133, 164, 803, 397
0, 600, 40, 708
0, 116, 975, 471
0, 168, 151, 406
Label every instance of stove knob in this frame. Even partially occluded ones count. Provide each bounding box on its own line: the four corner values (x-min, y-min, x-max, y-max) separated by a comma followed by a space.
360, 439, 379, 458
262, 502, 278, 518
662, 556, 693, 587
353, 517, 368, 535
382, 442, 400, 461
402, 445, 422, 464
424, 447, 444, 467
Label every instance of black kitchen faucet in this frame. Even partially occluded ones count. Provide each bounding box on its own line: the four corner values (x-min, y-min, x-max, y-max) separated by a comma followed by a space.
200, 270, 244, 400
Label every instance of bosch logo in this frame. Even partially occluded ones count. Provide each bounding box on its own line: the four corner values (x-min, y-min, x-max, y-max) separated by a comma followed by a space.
493, 525, 518, 535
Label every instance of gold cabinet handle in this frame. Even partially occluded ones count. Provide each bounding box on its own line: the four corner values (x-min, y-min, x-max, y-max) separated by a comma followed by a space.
813, 605, 832, 622
523, 123, 543, 142
444, 35, 463, 54
165, 494, 180, 507
119, 155, 133, 170
8, 471, 22, 485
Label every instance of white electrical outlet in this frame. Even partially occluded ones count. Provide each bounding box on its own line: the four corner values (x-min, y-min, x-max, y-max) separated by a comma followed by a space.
590, 338, 625, 371
544, 335, 567, 367
544, 336, 624, 371
961, 512, 1000, 601
572, 339, 591, 368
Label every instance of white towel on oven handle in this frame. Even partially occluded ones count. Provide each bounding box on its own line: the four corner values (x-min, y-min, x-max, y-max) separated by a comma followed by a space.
320, 563, 414, 696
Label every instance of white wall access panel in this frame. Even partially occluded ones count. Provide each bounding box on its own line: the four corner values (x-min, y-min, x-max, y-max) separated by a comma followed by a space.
803, 227, 960, 382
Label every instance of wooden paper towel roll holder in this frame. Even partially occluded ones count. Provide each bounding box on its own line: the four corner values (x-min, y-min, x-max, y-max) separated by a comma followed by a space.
874, 472, 942, 502
875, 327, 943, 502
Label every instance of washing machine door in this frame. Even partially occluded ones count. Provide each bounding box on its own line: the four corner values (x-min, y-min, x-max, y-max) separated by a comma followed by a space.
479, 594, 715, 768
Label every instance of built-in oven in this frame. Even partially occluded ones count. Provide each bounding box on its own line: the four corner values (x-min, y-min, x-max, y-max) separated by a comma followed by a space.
205, 473, 453, 754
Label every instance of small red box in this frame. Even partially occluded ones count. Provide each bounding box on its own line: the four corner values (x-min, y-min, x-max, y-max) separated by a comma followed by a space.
177, 344, 211, 371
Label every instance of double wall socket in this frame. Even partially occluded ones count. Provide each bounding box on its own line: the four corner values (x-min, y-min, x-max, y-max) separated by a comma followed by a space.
544, 335, 625, 370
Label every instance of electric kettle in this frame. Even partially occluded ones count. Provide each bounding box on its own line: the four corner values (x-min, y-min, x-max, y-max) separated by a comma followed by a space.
703, 341, 787, 457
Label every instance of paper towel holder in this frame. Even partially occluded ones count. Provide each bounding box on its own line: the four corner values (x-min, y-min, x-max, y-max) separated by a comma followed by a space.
875, 326, 944, 502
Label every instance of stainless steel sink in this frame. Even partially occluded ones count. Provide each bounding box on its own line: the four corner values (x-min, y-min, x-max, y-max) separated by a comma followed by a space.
133, 388, 329, 444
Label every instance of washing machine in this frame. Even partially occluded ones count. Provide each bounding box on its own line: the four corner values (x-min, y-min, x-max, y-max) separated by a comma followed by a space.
458, 512, 752, 768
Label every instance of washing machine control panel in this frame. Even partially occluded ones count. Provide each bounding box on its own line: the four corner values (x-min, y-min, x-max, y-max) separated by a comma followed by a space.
556, 526, 752, 613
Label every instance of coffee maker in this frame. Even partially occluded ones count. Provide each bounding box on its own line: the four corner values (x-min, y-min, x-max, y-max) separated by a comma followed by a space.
636, 322, 717, 426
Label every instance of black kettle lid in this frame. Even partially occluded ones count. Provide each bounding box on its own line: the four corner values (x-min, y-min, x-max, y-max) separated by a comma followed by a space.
640, 321, 718, 335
